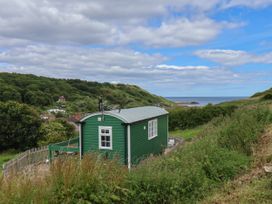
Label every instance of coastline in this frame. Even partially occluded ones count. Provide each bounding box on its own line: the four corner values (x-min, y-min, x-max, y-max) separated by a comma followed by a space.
167, 96, 247, 107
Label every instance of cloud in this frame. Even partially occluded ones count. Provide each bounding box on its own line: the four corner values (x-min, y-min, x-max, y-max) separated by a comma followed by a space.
0, 0, 243, 48
221, 0, 272, 9
0, 44, 245, 87
120, 18, 227, 47
195, 49, 272, 66
156, 64, 209, 70
0, 45, 166, 79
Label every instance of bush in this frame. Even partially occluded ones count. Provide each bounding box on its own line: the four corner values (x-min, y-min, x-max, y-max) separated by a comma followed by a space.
0, 101, 42, 151
169, 105, 236, 130
38, 119, 76, 146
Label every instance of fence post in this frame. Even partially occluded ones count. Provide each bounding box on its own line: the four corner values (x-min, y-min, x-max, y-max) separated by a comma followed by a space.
2, 163, 6, 177
48, 144, 52, 163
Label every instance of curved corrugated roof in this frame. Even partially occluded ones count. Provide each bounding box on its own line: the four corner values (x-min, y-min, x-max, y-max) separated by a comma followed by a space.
80, 106, 168, 124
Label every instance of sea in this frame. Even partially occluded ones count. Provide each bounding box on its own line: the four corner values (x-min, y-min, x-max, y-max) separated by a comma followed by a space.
166, 97, 247, 106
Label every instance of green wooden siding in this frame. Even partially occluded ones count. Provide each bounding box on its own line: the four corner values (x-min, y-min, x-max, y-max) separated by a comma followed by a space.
82, 114, 126, 164
130, 115, 168, 164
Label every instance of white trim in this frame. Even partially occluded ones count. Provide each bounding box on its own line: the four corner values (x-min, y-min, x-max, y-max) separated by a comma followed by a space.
148, 118, 158, 140
80, 112, 128, 123
79, 123, 82, 159
127, 125, 131, 170
98, 126, 113, 150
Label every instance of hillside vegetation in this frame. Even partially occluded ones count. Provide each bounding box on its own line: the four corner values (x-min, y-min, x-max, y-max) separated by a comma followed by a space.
1, 105, 271, 203
0, 72, 172, 113
0, 72, 172, 152
252, 87, 272, 99
219, 86, 272, 107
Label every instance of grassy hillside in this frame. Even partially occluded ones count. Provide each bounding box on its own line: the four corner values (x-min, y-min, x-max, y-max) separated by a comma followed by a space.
201, 125, 272, 204
1, 104, 271, 203
0, 72, 172, 113
218, 87, 272, 107
252, 87, 272, 99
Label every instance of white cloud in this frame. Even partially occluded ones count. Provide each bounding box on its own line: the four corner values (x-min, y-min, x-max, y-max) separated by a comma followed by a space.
157, 64, 209, 70
195, 49, 272, 66
120, 18, 227, 47
0, 45, 166, 79
0, 0, 243, 48
0, 44, 245, 87
0, 0, 270, 48
221, 0, 272, 9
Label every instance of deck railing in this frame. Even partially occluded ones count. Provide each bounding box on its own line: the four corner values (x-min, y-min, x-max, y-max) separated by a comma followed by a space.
48, 137, 79, 161
2, 146, 48, 177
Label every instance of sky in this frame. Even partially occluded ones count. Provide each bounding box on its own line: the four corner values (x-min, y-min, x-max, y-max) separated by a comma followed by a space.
0, 0, 272, 97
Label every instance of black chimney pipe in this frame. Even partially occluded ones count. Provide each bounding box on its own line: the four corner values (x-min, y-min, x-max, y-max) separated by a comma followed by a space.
98, 97, 103, 112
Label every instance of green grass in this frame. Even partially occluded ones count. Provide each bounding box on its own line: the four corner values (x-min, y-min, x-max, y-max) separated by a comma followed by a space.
0, 151, 17, 177
0, 151, 17, 169
170, 126, 204, 140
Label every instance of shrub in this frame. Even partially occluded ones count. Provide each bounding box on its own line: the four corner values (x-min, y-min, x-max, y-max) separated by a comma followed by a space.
38, 119, 76, 146
0, 101, 42, 151
169, 104, 236, 130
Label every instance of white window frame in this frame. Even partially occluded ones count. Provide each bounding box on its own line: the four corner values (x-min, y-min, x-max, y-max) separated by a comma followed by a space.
148, 119, 158, 140
98, 126, 112, 150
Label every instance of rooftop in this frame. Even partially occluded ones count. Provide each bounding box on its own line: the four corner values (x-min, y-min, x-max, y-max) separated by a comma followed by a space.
81, 106, 168, 124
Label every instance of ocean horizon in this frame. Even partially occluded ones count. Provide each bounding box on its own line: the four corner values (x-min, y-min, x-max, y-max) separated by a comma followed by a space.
166, 96, 247, 106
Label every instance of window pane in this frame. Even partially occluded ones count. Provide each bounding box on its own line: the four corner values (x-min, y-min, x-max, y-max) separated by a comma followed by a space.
99, 126, 112, 148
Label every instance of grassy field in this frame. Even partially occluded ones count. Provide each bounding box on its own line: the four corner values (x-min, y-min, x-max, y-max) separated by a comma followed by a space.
169, 125, 204, 140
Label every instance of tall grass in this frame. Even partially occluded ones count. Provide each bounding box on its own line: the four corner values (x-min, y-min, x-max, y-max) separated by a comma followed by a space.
126, 107, 272, 203
0, 106, 271, 203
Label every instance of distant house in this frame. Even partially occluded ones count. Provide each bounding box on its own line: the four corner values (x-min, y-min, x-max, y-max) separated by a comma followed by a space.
47, 109, 66, 114
40, 113, 55, 121
78, 106, 169, 168
58, 96, 66, 103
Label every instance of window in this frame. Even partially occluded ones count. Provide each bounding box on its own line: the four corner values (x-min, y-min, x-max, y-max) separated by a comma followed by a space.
148, 119, 158, 140
99, 126, 112, 149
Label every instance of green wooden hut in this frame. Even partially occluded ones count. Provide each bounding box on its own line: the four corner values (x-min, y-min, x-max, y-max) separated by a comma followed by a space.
79, 106, 169, 168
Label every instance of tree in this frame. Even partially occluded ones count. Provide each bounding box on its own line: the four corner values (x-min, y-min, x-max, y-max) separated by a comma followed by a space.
23, 90, 53, 106
0, 85, 22, 102
38, 119, 75, 146
0, 101, 42, 151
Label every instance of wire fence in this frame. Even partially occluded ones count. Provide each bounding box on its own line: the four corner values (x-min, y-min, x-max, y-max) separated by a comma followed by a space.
2, 146, 48, 177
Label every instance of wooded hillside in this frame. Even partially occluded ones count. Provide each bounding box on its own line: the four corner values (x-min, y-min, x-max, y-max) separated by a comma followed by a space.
0, 72, 172, 113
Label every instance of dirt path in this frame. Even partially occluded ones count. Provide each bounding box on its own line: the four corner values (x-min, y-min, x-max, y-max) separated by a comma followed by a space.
201, 125, 272, 204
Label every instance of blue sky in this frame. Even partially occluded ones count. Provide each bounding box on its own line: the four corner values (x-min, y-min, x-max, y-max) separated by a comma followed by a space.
0, 0, 271, 97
